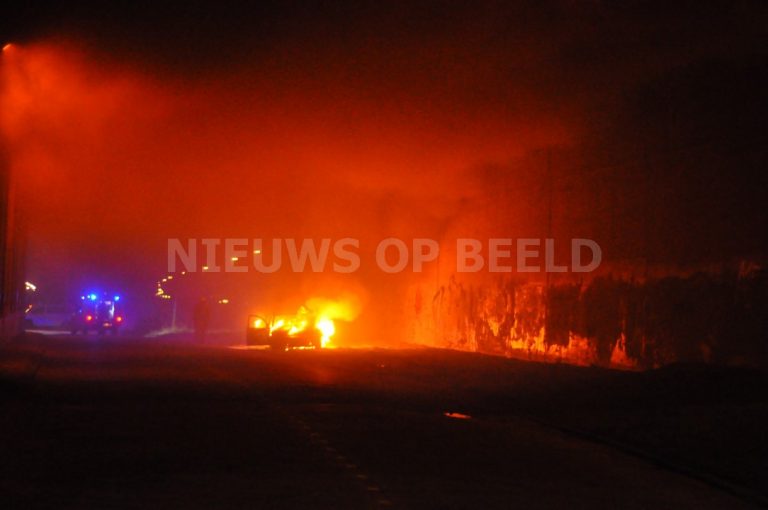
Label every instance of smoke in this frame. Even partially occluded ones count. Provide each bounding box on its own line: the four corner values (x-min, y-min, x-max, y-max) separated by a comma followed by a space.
3, 2, 767, 343
1, 34, 573, 341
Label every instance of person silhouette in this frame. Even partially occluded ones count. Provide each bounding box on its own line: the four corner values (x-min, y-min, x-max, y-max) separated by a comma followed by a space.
193, 297, 211, 343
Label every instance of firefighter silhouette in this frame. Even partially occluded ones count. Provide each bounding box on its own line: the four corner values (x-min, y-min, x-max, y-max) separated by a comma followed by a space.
193, 297, 211, 343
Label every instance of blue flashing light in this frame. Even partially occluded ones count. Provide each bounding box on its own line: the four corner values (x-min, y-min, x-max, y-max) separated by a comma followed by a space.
88, 293, 98, 301
114, 295, 121, 302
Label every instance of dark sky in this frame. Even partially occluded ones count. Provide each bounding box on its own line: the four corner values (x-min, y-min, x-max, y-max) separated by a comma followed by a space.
2, 1, 767, 320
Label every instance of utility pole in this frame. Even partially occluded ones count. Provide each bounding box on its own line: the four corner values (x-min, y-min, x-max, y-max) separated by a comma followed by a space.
0, 106, 22, 339
0, 135, 8, 324
0, 43, 26, 340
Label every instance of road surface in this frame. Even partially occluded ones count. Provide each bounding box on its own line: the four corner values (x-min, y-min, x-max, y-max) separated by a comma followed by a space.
0, 333, 763, 509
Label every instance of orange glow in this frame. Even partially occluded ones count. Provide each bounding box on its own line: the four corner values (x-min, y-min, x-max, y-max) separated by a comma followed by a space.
115, 316, 123, 323
507, 331, 597, 367
287, 319, 308, 336
270, 318, 285, 333
315, 317, 335, 347
408, 281, 639, 369
257, 303, 346, 349
300, 296, 363, 348
0, 15, 759, 371
444, 412, 472, 420
85, 315, 93, 322
2, 41, 567, 353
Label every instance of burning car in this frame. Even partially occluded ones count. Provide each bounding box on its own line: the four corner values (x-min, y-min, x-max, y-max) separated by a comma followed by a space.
246, 306, 335, 350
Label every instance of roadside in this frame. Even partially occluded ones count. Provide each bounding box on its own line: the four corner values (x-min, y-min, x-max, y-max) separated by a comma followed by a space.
0, 332, 44, 383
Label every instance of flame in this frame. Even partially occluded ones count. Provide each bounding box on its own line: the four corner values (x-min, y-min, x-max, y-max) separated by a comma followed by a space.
302, 295, 363, 348
270, 318, 285, 333
288, 318, 309, 336
253, 297, 358, 349
315, 317, 335, 347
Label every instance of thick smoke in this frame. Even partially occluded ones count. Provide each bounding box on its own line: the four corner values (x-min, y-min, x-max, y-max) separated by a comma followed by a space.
3, 2, 767, 346
1, 38, 570, 341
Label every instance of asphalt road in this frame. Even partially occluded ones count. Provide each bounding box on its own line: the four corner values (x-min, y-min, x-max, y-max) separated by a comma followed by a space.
0, 334, 763, 509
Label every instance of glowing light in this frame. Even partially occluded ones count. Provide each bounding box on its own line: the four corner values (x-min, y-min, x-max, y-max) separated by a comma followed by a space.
181, 271, 186, 275
444, 412, 472, 420
218, 298, 230, 304
231, 256, 239, 261
85, 315, 93, 322
202, 266, 209, 271
253, 249, 262, 255
287, 319, 308, 336
270, 318, 285, 333
88, 293, 98, 301
162, 278, 167, 283
115, 316, 123, 323
25, 281, 37, 291
2, 43, 12, 53
315, 317, 335, 347
114, 295, 121, 302
252, 318, 267, 328
167, 275, 173, 280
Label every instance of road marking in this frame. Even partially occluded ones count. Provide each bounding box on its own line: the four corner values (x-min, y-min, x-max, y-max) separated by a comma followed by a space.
278, 405, 397, 508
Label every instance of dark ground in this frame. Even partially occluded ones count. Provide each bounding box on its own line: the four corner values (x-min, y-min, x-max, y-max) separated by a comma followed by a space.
1, 333, 766, 509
